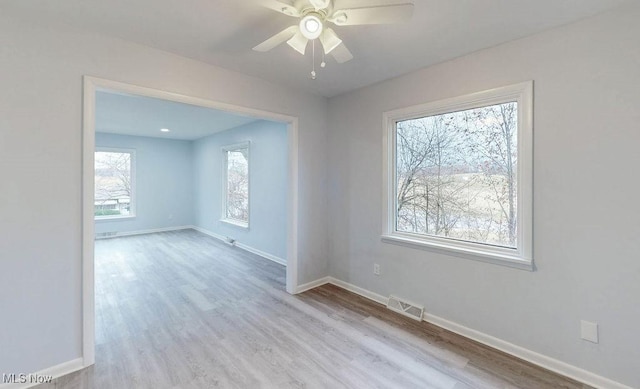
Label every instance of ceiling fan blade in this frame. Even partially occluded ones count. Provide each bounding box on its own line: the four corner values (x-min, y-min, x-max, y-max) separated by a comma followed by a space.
286, 31, 309, 55
329, 3, 414, 26
309, 0, 331, 10
253, 25, 299, 52
260, 0, 301, 17
330, 42, 353, 63
319, 28, 342, 55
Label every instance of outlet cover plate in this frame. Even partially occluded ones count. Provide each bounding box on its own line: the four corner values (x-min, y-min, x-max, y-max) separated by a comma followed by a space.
581, 320, 598, 343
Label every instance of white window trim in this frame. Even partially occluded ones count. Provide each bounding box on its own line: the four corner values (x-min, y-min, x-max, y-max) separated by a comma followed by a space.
221, 141, 250, 229
381, 81, 533, 270
94, 147, 136, 221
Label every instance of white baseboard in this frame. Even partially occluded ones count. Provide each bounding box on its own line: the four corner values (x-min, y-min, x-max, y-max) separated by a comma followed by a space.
235, 242, 286, 266
191, 226, 286, 267
2, 358, 85, 389
191, 225, 226, 241
295, 276, 331, 294
422, 313, 631, 389
295, 277, 631, 389
99, 225, 288, 267
327, 277, 388, 306
95, 225, 192, 239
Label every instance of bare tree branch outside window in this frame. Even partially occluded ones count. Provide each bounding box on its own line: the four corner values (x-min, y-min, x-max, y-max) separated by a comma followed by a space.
95, 151, 132, 217
226, 148, 249, 223
395, 102, 518, 248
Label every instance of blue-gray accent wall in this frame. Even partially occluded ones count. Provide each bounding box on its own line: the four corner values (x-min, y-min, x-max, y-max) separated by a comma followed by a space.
95, 120, 288, 262
95, 132, 194, 234
193, 120, 288, 262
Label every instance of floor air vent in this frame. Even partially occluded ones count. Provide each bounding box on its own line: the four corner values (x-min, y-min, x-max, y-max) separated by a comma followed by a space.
387, 295, 424, 321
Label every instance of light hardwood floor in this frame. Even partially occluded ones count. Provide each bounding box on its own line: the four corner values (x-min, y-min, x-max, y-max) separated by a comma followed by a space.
40, 230, 590, 388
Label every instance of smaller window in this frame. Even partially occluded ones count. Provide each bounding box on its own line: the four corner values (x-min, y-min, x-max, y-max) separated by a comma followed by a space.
95, 148, 136, 220
222, 142, 250, 228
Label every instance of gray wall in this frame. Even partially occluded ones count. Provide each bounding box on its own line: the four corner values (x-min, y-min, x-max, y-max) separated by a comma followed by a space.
0, 16, 328, 374
2, 2, 639, 387
193, 120, 288, 261
94, 132, 194, 234
327, 4, 640, 388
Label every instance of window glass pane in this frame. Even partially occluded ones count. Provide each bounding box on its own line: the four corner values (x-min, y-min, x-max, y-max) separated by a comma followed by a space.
395, 102, 518, 248
226, 148, 249, 222
95, 151, 132, 217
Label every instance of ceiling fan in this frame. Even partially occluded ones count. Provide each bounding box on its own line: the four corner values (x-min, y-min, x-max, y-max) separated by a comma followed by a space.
253, 0, 414, 72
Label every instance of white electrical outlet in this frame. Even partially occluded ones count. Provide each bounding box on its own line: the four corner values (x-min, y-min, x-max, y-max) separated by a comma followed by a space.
581, 320, 598, 343
373, 263, 381, 276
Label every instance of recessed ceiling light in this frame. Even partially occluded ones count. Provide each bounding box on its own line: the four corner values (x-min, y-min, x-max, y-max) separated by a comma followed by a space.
160, 128, 170, 133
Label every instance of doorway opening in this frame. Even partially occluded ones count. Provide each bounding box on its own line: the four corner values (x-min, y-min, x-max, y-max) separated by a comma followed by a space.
82, 76, 299, 366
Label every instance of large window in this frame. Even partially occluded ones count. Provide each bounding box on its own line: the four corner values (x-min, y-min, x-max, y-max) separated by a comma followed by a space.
382, 82, 533, 269
94, 148, 135, 219
222, 142, 250, 228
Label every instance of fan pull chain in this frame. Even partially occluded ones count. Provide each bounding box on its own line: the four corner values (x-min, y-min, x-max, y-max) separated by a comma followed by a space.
311, 40, 317, 80
321, 47, 326, 68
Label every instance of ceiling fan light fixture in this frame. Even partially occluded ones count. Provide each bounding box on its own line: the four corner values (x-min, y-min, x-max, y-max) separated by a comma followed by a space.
287, 31, 309, 55
319, 28, 342, 54
299, 13, 323, 40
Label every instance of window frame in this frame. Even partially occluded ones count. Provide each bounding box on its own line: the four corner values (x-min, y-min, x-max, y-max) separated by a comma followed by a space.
381, 81, 533, 270
221, 141, 251, 229
94, 147, 137, 221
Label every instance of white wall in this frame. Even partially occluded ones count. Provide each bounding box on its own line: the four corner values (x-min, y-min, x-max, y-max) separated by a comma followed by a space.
94, 132, 194, 234
193, 120, 288, 261
327, 4, 640, 387
0, 16, 328, 374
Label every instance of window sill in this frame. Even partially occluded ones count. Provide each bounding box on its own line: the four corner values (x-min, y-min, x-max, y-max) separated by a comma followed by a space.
220, 218, 249, 229
95, 215, 136, 222
381, 234, 533, 271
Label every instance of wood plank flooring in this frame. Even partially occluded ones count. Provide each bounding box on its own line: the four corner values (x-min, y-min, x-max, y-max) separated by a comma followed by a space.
39, 230, 590, 388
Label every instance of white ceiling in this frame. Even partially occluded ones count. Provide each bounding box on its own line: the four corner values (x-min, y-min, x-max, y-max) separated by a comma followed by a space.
1, 0, 629, 97
96, 91, 259, 140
